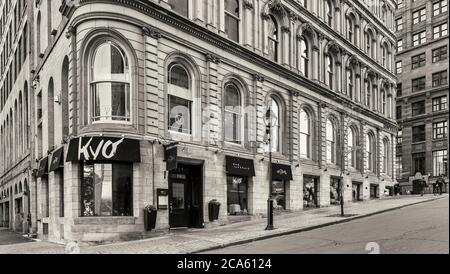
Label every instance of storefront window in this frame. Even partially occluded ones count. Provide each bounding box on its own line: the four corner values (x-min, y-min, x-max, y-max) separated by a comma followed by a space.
330, 177, 341, 205
81, 163, 133, 217
303, 176, 319, 208
272, 181, 286, 210
227, 176, 248, 215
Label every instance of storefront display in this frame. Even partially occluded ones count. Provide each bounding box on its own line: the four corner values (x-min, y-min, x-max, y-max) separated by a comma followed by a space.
225, 156, 255, 215
272, 181, 286, 210
330, 177, 341, 205
303, 176, 319, 208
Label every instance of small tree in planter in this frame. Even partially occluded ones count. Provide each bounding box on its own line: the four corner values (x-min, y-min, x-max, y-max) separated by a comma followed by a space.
208, 199, 221, 222
144, 205, 157, 231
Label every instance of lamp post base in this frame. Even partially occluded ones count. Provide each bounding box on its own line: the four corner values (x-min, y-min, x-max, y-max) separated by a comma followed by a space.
265, 198, 274, 230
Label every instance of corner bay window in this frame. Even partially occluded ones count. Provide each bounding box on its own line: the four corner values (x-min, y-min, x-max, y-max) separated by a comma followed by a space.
90, 41, 131, 123
81, 163, 133, 217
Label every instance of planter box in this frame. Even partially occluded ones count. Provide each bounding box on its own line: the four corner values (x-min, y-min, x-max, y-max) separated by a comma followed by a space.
208, 203, 220, 222
144, 210, 157, 231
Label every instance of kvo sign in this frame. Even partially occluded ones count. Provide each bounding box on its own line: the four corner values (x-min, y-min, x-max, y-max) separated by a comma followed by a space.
67, 136, 141, 162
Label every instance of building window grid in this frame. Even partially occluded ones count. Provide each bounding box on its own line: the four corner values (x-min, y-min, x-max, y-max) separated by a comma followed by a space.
433, 150, 448, 177
433, 0, 448, 16
412, 101, 426, 116
412, 77, 426, 92
412, 125, 426, 143
412, 8, 426, 25
433, 46, 448, 62
433, 23, 448, 39
433, 121, 448, 139
413, 31, 426, 47
411, 53, 426, 69
432, 70, 448, 87
433, 96, 448, 112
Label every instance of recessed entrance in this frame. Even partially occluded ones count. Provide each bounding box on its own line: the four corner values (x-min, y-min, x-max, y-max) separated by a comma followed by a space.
352, 182, 362, 202
169, 161, 203, 229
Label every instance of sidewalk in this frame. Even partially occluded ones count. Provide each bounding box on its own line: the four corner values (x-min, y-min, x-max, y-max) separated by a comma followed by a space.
0, 194, 447, 254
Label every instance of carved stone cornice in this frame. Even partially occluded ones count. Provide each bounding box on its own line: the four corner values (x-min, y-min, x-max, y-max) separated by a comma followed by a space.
142, 26, 162, 39
205, 53, 221, 64
243, 0, 254, 10
253, 74, 265, 82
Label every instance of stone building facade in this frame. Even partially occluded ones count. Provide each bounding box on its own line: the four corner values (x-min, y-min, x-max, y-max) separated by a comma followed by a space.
0, 0, 33, 234
1, 0, 398, 243
395, 0, 449, 192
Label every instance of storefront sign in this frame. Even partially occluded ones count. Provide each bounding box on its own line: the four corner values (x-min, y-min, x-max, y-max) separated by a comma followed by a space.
164, 143, 179, 171
271, 163, 293, 181
226, 156, 255, 177
36, 157, 49, 177
49, 147, 64, 172
66, 137, 141, 162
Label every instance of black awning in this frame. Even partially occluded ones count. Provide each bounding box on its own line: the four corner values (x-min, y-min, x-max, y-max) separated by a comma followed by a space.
36, 157, 49, 177
272, 163, 293, 181
49, 147, 64, 172
226, 156, 255, 177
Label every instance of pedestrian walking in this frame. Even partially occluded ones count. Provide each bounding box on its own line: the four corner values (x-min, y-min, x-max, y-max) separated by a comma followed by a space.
437, 176, 445, 195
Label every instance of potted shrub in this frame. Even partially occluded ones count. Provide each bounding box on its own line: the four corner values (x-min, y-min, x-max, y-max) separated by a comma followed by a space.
208, 199, 221, 222
144, 205, 157, 231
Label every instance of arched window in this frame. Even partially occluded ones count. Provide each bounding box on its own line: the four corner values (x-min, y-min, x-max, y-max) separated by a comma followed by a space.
299, 109, 311, 159
326, 119, 336, 164
382, 46, 387, 68
325, 0, 333, 27
365, 31, 372, 57
326, 54, 334, 90
381, 139, 390, 174
347, 69, 354, 99
346, 17, 354, 42
348, 127, 359, 169
267, 96, 281, 153
48, 78, 55, 149
61, 56, 70, 138
225, 0, 240, 43
168, 0, 189, 17
24, 82, 29, 148
19, 92, 23, 154
90, 41, 131, 123
268, 15, 279, 62
299, 38, 309, 77
36, 12, 42, 56
366, 80, 372, 108
224, 82, 243, 144
366, 133, 375, 172
168, 63, 192, 134
381, 89, 386, 115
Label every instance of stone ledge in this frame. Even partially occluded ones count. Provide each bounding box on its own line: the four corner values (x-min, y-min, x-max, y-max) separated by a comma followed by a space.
73, 217, 137, 225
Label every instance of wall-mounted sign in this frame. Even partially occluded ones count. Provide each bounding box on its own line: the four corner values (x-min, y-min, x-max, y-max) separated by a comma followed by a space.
271, 163, 293, 181
49, 147, 64, 172
66, 137, 141, 162
164, 142, 178, 171
36, 157, 49, 177
226, 156, 255, 177
157, 189, 169, 210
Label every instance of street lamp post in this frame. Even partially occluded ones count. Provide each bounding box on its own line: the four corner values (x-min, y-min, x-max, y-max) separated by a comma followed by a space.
265, 106, 275, 230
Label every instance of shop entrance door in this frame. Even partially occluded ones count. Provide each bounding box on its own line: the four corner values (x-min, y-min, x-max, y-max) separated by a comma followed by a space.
169, 162, 203, 229
352, 182, 362, 202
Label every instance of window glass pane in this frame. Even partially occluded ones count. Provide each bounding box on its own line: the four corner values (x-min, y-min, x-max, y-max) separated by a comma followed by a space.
92, 83, 130, 122
169, 95, 192, 134
81, 163, 133, 217
227, 176, 248, 214
168, 0, 188, 16
272, 181, 286, 210
169, 65, 190, 89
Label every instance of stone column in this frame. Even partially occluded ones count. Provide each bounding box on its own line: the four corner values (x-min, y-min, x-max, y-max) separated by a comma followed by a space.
243, 0, 254, 49
281, 26, 291, 67
142, 27, 162, 137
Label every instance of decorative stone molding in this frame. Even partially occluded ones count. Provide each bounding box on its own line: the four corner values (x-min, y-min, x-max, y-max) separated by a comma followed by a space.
289, 90, 300, 97
281, 26, 290, 33
253, 74, 265, 82
243, 0, 254, 10
205, 53, 221, 64
142, 26, 162, 39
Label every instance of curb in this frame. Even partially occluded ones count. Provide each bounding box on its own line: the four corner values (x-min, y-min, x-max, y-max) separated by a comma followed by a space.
192, 195, 447, 254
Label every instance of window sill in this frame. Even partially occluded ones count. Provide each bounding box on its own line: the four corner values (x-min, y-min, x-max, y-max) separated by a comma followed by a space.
74, 216, 136, 225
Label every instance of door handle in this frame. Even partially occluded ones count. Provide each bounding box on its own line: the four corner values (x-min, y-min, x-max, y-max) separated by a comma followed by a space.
169, 203, 173, 213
